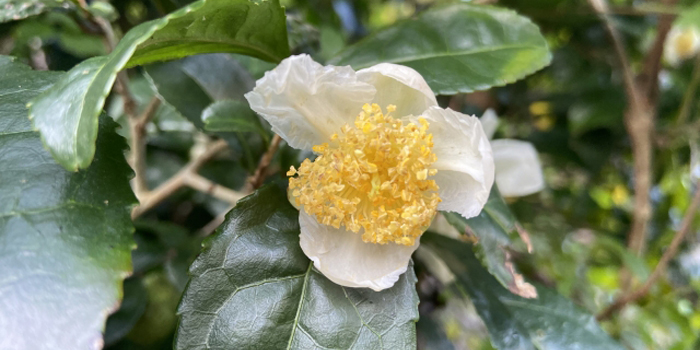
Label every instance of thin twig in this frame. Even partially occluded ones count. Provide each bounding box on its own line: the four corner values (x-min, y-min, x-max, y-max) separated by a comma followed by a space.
129, 97, 161, 199
597, 181, 700, 321
677, 54, 700, 125
131, 140, 244, 218
588, 0, 655, 257
247, 134, 282, 190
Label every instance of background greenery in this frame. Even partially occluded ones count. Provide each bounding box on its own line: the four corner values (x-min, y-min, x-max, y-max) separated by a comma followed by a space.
1, 0, 700, 349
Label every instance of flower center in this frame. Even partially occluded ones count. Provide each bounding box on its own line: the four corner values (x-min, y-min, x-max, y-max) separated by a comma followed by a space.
287, 103, 440, 246
676, 28, 698, 58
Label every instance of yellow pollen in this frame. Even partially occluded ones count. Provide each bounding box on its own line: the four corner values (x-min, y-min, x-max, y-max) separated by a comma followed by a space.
675, 28, 698, 58
288, 103, 440, 246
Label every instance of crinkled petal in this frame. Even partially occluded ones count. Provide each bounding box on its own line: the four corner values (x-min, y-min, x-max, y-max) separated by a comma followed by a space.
409, 107, 494, 219
480, 108, 500, 140
491, 139, 545, 197
356, 63, 437, 117
245, 54, 376, 151
299, 211, 417, 291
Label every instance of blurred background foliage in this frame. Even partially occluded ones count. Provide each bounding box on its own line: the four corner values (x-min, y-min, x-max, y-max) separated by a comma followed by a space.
3, 0, 700, 348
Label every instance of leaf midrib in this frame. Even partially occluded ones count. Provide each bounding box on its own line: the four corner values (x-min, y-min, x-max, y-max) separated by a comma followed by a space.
286, 263, 313, 350
128, 37, 284, 66
349, 43, 546, 69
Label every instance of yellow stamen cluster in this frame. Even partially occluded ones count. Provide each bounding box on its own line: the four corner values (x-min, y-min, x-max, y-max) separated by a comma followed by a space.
287, 103, 440, 246
675, 28, 699, 58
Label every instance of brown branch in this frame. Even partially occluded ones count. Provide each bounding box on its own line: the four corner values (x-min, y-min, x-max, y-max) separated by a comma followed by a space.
597, 181, 700, 320
131, 140, 244, 218
128, 97, 161, 199
588, 0, 655, 257
247, 134, 282, 190
639, 0, 677, 106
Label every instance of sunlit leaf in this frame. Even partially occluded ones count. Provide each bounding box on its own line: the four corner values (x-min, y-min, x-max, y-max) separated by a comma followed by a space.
0, 56, 135, 350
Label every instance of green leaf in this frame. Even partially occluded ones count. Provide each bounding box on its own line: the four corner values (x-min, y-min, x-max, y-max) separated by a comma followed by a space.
202, 100, 269, 140
0, 56, 136, 349
104, 278, 148, 346
0, 0, 72, 22
127, 0, 289, 68
422, 232, 624, 350
176, 184, 419, 350
145, 54, 256, 128
330, 3, 551, 95
441, 186, 536, 298
675, 2, 700, 28
29, 0, 288, 170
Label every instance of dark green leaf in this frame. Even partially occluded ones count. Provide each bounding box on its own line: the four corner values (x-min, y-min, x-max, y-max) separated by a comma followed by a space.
104, 278, 148, 346
202, 100, 268, 140
422, 232, 624, 350
29, 0, 288, 170
330, 3, 551, 95
0, 56, 136, 349
442, 186, 535, 298
145, 54, 256, 128
176, 184, 419, 350
0, 0, 72, 22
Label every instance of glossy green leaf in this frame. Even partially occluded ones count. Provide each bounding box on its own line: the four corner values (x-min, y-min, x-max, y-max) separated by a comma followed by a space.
29, 0, 288, 170
0, 0, 72, 22
330, 3, 551, 95
0, 56, 136, 350
202, 100, 269, 139
422, 232, 624, 350
442, 186, 535, 298
176, 184, 419, 350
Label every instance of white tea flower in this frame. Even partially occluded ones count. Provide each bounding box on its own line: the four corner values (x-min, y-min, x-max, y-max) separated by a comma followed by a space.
245, 55, 494, 291
664, 25, 700, 66
479, 109, 545, 198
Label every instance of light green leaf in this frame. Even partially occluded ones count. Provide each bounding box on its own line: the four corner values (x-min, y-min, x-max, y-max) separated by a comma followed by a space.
0, 0, 72, 22
422, 232, 625, 350
330, 3, 551, 95
675, 2, 700, 28
29, 0, 288, 170
441, 186, 535, 298
176, 184, 419, 350
0, 56, 136, 350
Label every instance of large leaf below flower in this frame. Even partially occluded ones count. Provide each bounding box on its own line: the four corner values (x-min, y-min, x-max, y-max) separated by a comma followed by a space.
176, 184, 419, 349
28, 0, 288, 171
422, 232, 624, 350
330, 3, 551, 95
0, 56, 136, 350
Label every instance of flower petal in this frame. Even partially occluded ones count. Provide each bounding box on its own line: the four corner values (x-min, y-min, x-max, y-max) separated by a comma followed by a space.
491, 139, 545, 197
480, 108, 500, 140
410, 107, 494, 219
356, 63, 437, 117
298, 211, 418, 291
245, 54, 376, 151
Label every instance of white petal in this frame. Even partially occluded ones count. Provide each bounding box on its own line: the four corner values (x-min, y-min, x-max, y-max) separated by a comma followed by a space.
491, 139, 545, 197
664, 26, 700, 67
410, 107, 494, 219
480, 108, 500, 140
298, 211, 418, 291
245, 54, 376, 151
356, 63, 437, 117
